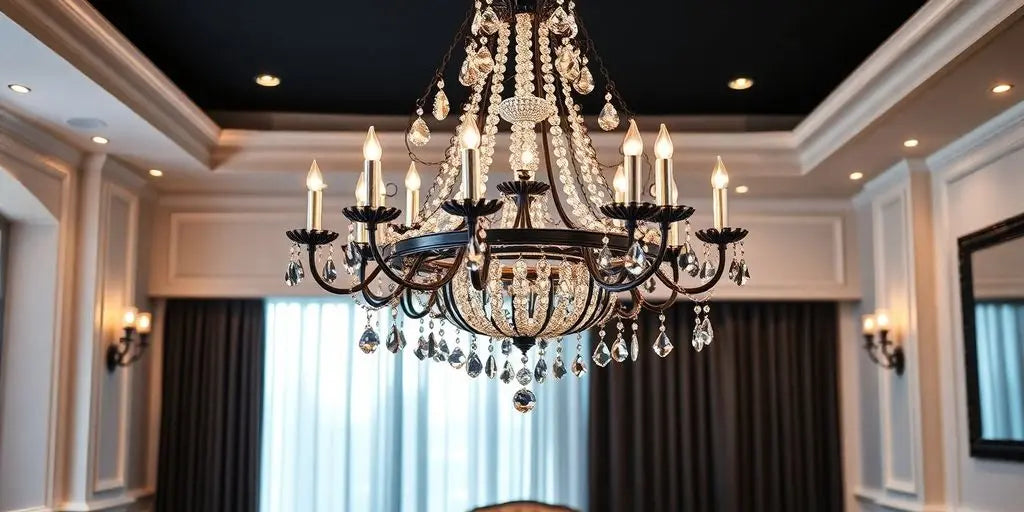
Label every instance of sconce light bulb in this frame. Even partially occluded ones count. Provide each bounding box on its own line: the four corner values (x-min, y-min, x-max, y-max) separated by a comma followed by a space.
123, 307, 138, 329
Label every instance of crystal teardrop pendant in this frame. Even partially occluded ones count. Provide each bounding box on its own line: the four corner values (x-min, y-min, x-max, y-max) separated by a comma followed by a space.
611, 339, 629, 362
501, 338, 513, 355
555, 46, 581, 81
692, 322, 711, 352
548, 6, 573, 35
728, 259, 740, 282
653, 332, 674, 357
344, 242, 362, 271
699, 260, 716, 281
702, 316, 714, 345
478, 7, 500, 35
534, 358, 548, 384
386, 325, 406, 353
460, 55, 483, 86
512, 388, 536, 413
427, 333, 438, 358
448, 347, 467, 369
571, 354, 588, 377
574, 67, 595, 95
466, 351, 483, 377
596, 245, 613, 272
598, 101, 620, 131
680, 243, 700, 277
294, 259, 305, 281
624, 242, 647, 276
516, 366, 532, 385
322, 257, 338, 284
408, 116, 430, 146
433, 90, 450, 121
485, 354, 499, 379
435, 339, 450, 362
737, 259, 750, 286
552, 356, 567, 379
593, 341, 612, 367
472, 46, 495, 76
466, 239, 485, 271
630, 336, 639, 362
358, 326, 380, 354
500, 360, 515, 384
414, 336, 428, 360
285, 261, 298, 286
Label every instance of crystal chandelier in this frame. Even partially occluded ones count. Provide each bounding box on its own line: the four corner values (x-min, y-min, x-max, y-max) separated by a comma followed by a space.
285, 0, 751, 412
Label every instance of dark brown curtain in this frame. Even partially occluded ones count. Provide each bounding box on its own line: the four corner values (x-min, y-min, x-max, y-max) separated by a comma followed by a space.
157, 299, 265, 512
589, 301, 843, 512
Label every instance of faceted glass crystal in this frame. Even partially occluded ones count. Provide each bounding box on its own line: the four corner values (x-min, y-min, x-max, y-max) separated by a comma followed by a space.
555, 46, 581, 82
512, 388, 536, 413
448, 347, 467, 369
386, 325, 406, 353
624, 242, 647, 276
596, 245, 613, 272
485, 354, 499, 379
516, 366, 532, 386
427, 333, 438, 358
736, 259, 750, 286
477, 7, 501, 35
433, 90, 450, 121
571, 354, 588, 377
548, 6, 575, 35
460, 57, 483, 87
699, 260, 716, 281
472, 46, 495, 76
414, 336, 428, 360
728, 259, 739, 281
344, 243, 362, 270
680, 243, 700, 277
692, 321, 712, 352
435, 339, 450, 363
574, 67, 595, 95
653, 332, 674, 357
592, 341, 612, 367
534, 358, 548, 384
598, 101, 620, 131
408, 116, 430, 146
501, 338, 513, 355
358, 326, 380, 354
611, 339, 629, 362
322, 257, 338, 284
552, 356, 567, 379
500, 360, 515, 383
466, 352, 483, 377
630, 337, 639, 362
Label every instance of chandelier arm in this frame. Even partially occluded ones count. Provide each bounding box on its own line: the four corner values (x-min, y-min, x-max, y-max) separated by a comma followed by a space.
615, 289, 642, 318
581, 224, 670, 293
366, 228, 464, 291
559, 275, 604, 334
653, 243, 729, 295
400, 288, 436, 319
441, 281, 484, 335
304, 245, 383, 295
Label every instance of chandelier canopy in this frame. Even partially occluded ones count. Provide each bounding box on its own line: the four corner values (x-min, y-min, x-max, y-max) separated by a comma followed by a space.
285, 0, 751, 412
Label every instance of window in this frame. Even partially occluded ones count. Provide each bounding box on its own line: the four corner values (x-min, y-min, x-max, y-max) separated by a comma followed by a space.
261, 299, 588, 512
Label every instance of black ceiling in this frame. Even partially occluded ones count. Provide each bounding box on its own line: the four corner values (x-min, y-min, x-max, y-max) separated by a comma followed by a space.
88, 0, 925, 120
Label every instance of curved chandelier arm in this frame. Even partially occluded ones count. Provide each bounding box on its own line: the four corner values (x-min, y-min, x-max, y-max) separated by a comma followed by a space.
654, 243, 727, 295
304, 245, 383, 295
366, 227, 464, 292
400, 288, 437, 319
440, 282, 482, 335
359, 252, 434, 308
637, 268, 681, 313
582, 224, 670, 293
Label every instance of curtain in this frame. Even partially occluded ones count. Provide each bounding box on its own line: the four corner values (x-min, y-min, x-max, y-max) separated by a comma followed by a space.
975, 301, 1024, 440
588, 301, 843, 512
261, 299, 588, 512
156, 299, 266, 512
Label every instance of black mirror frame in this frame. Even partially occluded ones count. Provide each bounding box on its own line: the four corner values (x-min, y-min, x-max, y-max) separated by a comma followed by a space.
958, 211, 1024, 462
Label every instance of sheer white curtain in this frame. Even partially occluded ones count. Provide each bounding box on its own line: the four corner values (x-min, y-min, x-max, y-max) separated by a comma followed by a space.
261, 299, 588, 512
976, 301, 1024, 440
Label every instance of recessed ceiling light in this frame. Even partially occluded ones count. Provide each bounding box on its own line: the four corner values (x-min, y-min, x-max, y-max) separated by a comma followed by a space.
255, 74, 281, 87
992, 83, 1013, 94
7, 83, 31, 94
903, 138, 919, 148
728, 77, 754, 90
849, 171, 864, 180
735, 185, 749, 194
149, 169, 163, 177
91, 135, 109, 145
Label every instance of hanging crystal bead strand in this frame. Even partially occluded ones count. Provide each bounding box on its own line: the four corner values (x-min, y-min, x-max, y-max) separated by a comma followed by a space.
592, 323, 611, 367
611, 320, 629, 362
653, 313, 674, 357
358, 308, 380, 354
552, 337, 567, 379
572, 332, 588, 377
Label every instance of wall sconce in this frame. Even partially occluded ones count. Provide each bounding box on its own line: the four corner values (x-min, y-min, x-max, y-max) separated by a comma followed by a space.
861, 309, 904, 376
107, 306, 152, 371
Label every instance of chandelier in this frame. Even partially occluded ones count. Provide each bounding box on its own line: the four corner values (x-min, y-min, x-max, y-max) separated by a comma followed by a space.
285, 0, 751, 412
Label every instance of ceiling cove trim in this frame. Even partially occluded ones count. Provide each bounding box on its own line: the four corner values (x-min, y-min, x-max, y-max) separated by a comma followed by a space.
0, 0, 220, 166
794, 0, 1024, 172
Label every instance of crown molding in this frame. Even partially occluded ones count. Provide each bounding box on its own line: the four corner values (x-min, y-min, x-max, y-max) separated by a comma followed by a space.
926, 98, 1024, 183
0, 0, 220, 166
794, 0, 1024, 172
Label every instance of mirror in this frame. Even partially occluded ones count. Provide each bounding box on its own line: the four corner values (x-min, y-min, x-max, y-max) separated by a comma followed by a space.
959, 212, 1024, 461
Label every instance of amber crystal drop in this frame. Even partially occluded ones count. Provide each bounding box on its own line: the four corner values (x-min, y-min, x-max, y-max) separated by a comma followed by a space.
433, 89, 450, 121
408, 116, 430, 146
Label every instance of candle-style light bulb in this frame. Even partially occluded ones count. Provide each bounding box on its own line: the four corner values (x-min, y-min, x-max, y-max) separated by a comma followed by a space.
405, 161, 421, 224
875, 309, 891, 330
711, 155, 729, 189
613, 165, 627, 202
305, 159, 326, 230
122, 307, 138, 329
460, 119, 481, 149
654, 123, 673, 159
622, 119, 643, 156
136, 312, 152, 335
363, 126, 382, 161
861, 314, 876, 335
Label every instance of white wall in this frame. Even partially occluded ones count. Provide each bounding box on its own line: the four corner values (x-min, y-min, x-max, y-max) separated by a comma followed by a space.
849, 100, 1024, 512
0, 109, 157, 512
